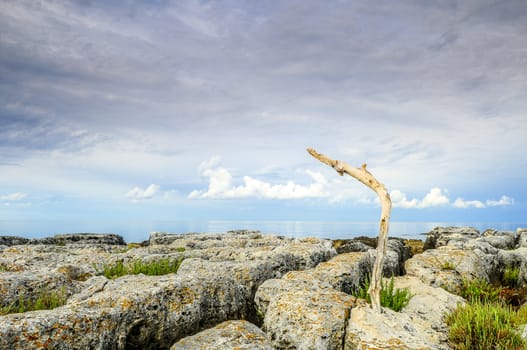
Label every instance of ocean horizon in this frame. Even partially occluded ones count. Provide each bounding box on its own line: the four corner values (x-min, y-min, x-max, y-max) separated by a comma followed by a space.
1, 220, 526, 243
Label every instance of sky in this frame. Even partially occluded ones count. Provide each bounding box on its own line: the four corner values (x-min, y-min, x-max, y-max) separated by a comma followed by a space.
1, 0, 526, 228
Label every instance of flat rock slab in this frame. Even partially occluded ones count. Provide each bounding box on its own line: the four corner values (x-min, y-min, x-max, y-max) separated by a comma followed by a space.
171, 320, 273, 350
264, 289, 356, 350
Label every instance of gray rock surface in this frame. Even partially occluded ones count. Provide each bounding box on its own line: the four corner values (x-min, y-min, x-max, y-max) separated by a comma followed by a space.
264, 289, 356, 350
2, 227, 525, 349
171, 320, 273, 350
0, 230, 335, 350
0, 233, 126, 246
424, 226, 480, 250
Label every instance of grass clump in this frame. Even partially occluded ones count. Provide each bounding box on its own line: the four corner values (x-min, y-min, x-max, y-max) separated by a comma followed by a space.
446, 275, 527, 350
446, 301, 527, 350
352, 276, 412, 312
502, 266, 520, 289
457, 278, 501, 304
1, 287, 68, 315
441, 261, 457, 270
96, 257, 184, 279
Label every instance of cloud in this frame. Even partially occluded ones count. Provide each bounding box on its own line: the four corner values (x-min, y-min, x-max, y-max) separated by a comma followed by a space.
0, 192, 27, 201
420, 188, 450, 208
391, 188, 513, 209
486, 195, 514, 207
189, 158, 328, 200
126, 184, 160, 201
391, 187, 450, 209
452, 198, 485, 209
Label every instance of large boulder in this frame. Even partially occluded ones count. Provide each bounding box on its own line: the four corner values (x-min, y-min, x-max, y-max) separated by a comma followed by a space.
53, 233, 126, 245
0, 273, 247, 350
264, 288, 356, 350
345, 300, 442, 350
517, 228, 527, 248
424, 226, 480, 250
171, 320, 273, 350
345, 276, 463, 350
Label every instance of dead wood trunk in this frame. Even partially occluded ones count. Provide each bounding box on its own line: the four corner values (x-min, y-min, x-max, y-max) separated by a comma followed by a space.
307, 148, 391, 313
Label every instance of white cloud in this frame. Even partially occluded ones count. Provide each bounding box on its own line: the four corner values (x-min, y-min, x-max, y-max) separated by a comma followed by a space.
390, 190, 419, 209
453, 198, 485, 209
391, 188, 513, 210
391, 187, 449, 209
189, 159, 328, 200
0, 192, 27, 201
126, 184, 160, 201
486, 195, 514, 207
419, 187, 450, 208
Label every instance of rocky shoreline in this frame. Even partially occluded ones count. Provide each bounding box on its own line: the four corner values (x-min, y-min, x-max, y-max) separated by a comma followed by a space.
0, 227, 526, 349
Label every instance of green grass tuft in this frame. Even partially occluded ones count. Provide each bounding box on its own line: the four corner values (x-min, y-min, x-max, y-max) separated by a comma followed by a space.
352, 276, 412, 312
1, 286, 68, 315
446, 301, 527, 350
95, 257, 184, 279
502, 266, 520, 289
456, 278, 501, 304
441, 261, 457, 270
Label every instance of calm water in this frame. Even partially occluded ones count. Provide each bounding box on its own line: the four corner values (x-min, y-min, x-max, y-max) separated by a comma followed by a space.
1, 220, 526, 243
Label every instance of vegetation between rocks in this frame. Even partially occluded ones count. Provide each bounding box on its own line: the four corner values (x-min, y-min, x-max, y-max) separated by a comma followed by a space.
446, 301, 527, 350
1, 286, 68, 315
352, 276, 412, 312
446, 271, 527, 350
95, 257, 184, 279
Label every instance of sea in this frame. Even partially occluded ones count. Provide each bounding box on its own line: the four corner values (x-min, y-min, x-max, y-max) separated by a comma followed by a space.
1, 220, 526, 243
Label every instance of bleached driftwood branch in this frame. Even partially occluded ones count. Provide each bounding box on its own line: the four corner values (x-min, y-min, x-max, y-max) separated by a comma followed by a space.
307, 148, 391, 313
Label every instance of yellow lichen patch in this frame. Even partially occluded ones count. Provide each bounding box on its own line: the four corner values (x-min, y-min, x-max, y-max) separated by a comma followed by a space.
169, 287, 197, 312
403, 239, 424, 255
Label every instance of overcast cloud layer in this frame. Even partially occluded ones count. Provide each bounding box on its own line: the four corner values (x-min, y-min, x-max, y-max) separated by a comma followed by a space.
1, 0, 526, 224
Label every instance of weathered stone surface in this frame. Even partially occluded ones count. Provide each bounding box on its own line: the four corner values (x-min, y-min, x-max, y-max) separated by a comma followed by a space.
345, 275, 463, 349
393, 275, 464, 346
171, 320, 273, 350
264, 289, 356, 350
282, 252, 366, 294
481, 229, 517, 249
424, 226, 480, 250
0, 231, 336, 349
53, 233, 126, 245
409, 228, 527, 290
0, 273, 247, 350
0, 236, 29, 246
0, 233, 126, 246
517, 228, 527, 248
345, 300, 441, 350
255, 277, 334, 317
405, 245, 491, 289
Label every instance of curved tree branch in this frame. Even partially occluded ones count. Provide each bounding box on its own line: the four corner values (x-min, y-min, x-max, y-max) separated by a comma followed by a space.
307, 148, 391, 313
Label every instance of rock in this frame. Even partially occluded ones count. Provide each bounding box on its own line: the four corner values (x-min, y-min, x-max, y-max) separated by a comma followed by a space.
0, 231, 336, 349
424, 226, 480, 250
254, 253, 364, 318
264, 288, 356, 350
255, 277, 334, 317
0, 234, 126, 246
405, 245, 493, 289
345, 300, 444, 350
517, 228, 527, 248
393, 275, 464, 346
479, 230, 516, 250
170, 320, 273, 350
0, 236, 29, 246
282, 252, 366, 294
53, 233, 126, 245
0, 273, 247, 350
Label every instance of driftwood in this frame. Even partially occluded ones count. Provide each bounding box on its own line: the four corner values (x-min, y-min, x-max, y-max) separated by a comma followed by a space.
307, 148, 392, 313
